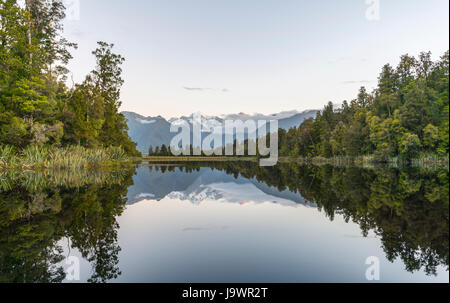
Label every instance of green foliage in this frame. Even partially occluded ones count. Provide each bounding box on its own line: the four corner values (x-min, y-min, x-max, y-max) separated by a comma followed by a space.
398, 132, 421, 159
0, 144, 18, 167
0, 1, 140, 156
423, 124, 440, 151
279, 51, 449, 161
0, 116, 28, 146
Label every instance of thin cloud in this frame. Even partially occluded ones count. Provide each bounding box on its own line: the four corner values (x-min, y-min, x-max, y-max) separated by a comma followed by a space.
183, 87, 209, 91
183, 226, 229, 232
341, 80, 375, 85
183, 87, 229, 92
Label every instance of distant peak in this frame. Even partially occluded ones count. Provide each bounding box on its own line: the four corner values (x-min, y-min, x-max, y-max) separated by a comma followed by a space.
123, 109, 320, 123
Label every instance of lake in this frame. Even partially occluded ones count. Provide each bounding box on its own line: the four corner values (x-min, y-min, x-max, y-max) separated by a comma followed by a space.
0, 162, 448, 283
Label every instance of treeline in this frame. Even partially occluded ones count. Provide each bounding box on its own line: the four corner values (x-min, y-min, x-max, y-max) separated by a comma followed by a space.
279, 51, 449, 161
0, 0, 140, 156
147, 141, 261, 157
148, 144, 171, 156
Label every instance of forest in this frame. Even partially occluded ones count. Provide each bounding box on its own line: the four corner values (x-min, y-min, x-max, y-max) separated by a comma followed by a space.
0, 0, 140, 168
278, 51, 449, 162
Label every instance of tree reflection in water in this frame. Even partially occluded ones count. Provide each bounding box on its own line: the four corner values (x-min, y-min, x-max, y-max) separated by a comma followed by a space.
0, 163, 448, 282
0, 168, 135, 283
201, 162, 449, 276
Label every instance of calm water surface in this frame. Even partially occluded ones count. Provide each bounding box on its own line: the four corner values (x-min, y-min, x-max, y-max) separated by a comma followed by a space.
0, 163, 448, 282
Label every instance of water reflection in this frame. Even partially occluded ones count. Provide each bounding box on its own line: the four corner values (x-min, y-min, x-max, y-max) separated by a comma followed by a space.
0, 168, 134, 283
0, 163, 448, 282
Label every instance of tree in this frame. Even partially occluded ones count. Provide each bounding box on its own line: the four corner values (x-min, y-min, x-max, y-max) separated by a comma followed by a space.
88, 42, 139, 156
398, 132, 421, 159
396, 54, 417, 91
357, 86, 371, 108
62, 76, 105, 146
24, 0, 76, 73
160, 144, 168, 156
423, 124, 440, 152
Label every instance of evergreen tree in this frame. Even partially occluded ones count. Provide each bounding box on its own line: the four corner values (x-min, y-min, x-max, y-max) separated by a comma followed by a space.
160, 144, 168, 156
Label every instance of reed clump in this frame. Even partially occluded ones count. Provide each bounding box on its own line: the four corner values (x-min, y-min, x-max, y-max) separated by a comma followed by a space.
0, 145, 130, 170
0, 168, 134, 193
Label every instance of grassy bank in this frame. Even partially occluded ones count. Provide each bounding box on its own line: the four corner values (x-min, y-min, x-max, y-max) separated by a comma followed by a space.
143, 156, 258, 162
143, 155, 449, 169
279, 155, 449, 169
0, 145, 132, 170
3, 148, 448, 170
411, 155, 450, 167
0, 167, 134, 192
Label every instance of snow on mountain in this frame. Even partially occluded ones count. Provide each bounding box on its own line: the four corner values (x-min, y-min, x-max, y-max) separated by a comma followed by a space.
220, 110, 301, 121
137, 118, 156, 124
123, 109, 318, 154
167, 182, 300, 207
126, 166, 315, 208
134, 193, 156, 200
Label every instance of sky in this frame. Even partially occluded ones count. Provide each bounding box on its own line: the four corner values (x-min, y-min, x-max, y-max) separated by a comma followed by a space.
62, 0, 449, 119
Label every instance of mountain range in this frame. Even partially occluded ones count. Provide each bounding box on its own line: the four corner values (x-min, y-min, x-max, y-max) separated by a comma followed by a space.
123, 110, 318, 154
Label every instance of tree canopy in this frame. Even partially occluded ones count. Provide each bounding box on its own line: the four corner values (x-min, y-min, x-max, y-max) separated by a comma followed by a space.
278, 51, 449, 161
0, 0, 140, 156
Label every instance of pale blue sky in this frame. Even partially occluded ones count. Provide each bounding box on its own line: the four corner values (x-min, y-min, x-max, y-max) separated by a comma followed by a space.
63, 0, 449, 118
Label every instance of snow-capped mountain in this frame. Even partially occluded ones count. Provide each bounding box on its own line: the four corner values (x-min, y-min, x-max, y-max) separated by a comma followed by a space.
122, 109, 318, 154
123, 112, 173, 153
126, 166, 315, 208
219, 110, 304, 121
167, 182, 301, 207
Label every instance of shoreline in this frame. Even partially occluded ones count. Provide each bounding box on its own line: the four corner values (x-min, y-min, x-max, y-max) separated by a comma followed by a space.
2, 155, 448, 170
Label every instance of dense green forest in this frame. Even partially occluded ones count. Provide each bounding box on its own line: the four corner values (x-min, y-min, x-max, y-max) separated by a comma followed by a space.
0, 0, 139, 157
278, 51, 449, 161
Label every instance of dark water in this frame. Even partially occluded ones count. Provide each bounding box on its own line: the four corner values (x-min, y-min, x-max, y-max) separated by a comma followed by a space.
0, 163, 448, 283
